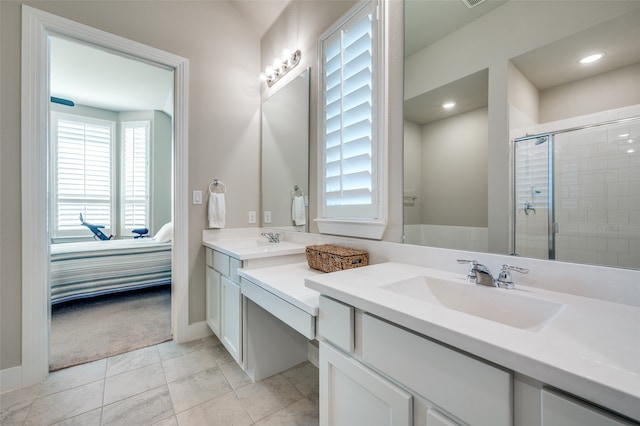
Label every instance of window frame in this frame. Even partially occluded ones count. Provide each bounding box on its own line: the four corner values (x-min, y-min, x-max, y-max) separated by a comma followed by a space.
317, 0, 388, 239
120, 120, 151, 236
50, 111, 116, 239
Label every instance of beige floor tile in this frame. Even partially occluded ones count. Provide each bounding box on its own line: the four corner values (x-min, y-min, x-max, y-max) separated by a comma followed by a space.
281, 362, 319, 400
255, 398, 319, 426
168, 367, 231, 413
101, 385, 173, 426
51, 408, 101, 426
1, 382, 43, 425
0, 399, 32, 426
235, 374, 304, 423
199, 335, 223, 348
106, 345, 161, 377
206, 343, 237, 366
40, 359, 107, 397
162, 347, 218, 383
24, 380, 104, 426
103, 362, 166, 405
151, 415, 179, 426
176, 391, 253, 426
157, 339, 206, 362
218, 359, 252, 390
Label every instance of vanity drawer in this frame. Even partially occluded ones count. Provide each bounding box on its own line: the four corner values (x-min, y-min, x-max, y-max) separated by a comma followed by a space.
361, 314, 512, 426
241, 277, 315, 339
318, 295, 354, 353
230, 257, 242, 282
213, 250, 230, 276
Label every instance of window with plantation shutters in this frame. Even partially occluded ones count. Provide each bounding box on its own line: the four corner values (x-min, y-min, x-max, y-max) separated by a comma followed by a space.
121, 121, 150, 235
52, 113, 115, 238
318, 0, 386, 239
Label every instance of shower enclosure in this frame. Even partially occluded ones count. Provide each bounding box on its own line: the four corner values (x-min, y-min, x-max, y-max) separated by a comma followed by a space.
513, 116, 640, 269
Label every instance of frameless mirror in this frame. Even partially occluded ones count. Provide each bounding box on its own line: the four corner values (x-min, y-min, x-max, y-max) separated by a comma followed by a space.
261, 68, 310, 231
404, 0, 640, 269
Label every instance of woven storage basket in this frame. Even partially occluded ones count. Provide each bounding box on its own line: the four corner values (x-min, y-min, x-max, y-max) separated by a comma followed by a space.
305, 244, 368, 273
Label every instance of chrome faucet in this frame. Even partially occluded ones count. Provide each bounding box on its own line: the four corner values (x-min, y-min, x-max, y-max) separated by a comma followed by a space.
261, 232, 280, 243
457, 260, 529, 289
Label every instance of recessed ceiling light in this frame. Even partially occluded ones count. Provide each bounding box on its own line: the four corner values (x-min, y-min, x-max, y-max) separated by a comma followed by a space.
442, 102, 456, 109
580, 53, 603, 64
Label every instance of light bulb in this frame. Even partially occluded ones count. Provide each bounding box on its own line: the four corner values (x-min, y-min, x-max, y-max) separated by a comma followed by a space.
265, 66, 275, 78
442, 102, 456, 109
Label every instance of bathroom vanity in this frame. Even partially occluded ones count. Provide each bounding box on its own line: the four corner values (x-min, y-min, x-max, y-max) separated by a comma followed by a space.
203, 236, 323, 382
306, 262, 640, 426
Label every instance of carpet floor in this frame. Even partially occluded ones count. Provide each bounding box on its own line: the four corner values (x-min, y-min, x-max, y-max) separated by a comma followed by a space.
50, 285, 172, 371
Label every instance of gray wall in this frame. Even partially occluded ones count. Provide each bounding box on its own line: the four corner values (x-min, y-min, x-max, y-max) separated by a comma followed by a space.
0, 0, 260, 371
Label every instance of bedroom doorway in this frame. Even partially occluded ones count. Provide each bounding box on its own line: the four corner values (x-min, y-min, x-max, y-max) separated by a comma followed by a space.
47, 35, 175, 370
22, 5, 190, 387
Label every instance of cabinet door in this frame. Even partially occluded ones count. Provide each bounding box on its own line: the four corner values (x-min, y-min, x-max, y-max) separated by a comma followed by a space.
205, 266, 221, 337
542, 389, 634, 426
320, 342, 412, 426
221, 275, 242, 364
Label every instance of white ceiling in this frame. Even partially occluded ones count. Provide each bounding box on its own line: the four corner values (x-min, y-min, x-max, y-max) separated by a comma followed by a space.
50, 36, 175, 115
404, 1, 640, 124
49, 0, 291, 115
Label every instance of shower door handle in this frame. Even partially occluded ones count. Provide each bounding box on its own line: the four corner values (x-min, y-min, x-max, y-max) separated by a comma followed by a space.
552, 222, 559, 234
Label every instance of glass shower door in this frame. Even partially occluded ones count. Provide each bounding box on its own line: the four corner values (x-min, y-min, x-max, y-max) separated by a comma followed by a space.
513, 135, 553, 260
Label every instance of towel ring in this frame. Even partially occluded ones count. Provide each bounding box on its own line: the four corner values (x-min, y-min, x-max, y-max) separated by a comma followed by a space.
292, 185, 303, 197
208, 179, 226, 194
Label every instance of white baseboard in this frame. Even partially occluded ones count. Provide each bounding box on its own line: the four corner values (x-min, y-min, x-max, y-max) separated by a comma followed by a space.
177, 320, 213, 344
0, 365, 23, 394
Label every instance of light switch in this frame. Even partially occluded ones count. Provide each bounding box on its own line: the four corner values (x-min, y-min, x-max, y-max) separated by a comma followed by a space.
193, 190, 203, 204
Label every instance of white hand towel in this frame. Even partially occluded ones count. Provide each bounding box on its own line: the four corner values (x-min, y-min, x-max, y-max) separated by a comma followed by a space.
208, 193, 226, 228
292, 196, 306, 226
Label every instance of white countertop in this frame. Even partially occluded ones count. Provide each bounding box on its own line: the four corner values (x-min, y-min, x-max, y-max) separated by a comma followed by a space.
239, 262, 324, 315
202, 238, 306, 260
305, 262, 640, 421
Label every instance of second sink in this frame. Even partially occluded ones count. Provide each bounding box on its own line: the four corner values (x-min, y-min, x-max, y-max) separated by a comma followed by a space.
382, 275, 565, 331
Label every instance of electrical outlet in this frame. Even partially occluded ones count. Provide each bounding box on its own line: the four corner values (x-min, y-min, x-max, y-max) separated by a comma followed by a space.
248, 211, 257, 224
264, 211, 272, 224
193, 190, 203, 204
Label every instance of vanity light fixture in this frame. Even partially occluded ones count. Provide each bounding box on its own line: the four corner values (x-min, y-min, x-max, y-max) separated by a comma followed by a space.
442, 102, 456, 109
579, 53, 603, 64
259, 49, 302, 87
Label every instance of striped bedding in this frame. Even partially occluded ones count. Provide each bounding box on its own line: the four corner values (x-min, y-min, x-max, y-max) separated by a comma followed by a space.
50, 239, 172, 304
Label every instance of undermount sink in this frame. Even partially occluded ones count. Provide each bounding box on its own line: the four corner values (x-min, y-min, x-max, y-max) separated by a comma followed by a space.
382, 275, 565, 331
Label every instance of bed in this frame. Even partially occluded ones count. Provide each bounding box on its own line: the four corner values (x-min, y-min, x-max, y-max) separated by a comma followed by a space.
50, 233, 172, 304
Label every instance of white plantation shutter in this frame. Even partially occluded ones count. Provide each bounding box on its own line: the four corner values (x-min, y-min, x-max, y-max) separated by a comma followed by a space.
321, 0, 379, 220
52, 114, 114, 237
121, 121, 150, 234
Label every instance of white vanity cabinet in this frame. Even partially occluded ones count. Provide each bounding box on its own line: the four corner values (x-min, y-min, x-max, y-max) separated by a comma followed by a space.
541, 388, 635, 426
317, 295, 512, 426
320, 341, 412, 426
205, 247, 243, 364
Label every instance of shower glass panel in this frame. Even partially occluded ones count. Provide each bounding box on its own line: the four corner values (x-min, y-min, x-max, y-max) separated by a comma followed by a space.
513, 116, 640, 269
513, 135, 553, 260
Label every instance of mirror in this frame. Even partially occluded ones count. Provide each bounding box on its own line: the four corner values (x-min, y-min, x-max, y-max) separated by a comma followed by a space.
404, 0, 640, 269
261, 68, 310, 231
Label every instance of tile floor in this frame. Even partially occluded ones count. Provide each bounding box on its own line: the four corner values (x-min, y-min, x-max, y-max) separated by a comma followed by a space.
1, 336, 319, 426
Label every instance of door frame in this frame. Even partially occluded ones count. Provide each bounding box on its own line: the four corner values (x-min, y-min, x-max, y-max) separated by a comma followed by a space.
21, 5, 191, 386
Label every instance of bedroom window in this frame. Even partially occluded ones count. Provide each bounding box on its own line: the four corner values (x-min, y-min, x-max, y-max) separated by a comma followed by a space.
121, 121, 150, 235
317, 0, 387, 239
51, 113, 115, 238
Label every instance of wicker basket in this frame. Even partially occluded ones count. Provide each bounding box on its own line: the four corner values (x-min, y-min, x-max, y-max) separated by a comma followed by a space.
305, 244, 369, 273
